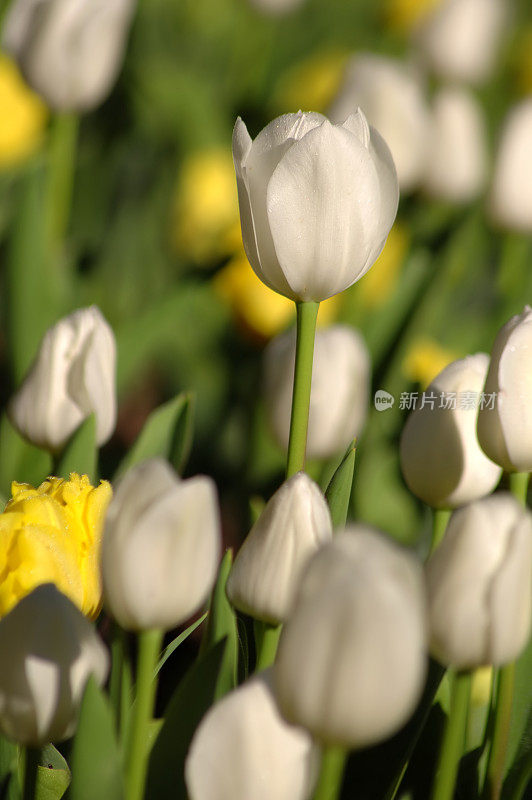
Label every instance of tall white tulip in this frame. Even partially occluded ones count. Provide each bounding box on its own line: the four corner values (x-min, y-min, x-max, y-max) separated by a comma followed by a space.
9, 306, 117, 451
274, 527, 427, 747
101, 459, 221, 631
400, 354, 502, 509
426, 494, 532, 668
226, 473, 332, 624
264, 325, 370, 460
0, 584, 108, 745
422, 87, 487, 203
3, 0, 137, 112
185, 670, 318, 800
328, 54, 430, 192
489, 100, 532, 232
233, 109, 399, 302
477, 307, 532, 473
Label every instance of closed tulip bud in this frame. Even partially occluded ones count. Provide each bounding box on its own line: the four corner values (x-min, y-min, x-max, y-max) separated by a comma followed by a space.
426, 494, 532, 668
9, 306, 116, 452
102, 459, 221, 631
185, 670, 318, 800
422, 87, 487, 203
477, 307, 532, 473
226, 473, 332, 625
264, 325, 370, 460
274, 527, 427, 747
400, 354, 502, 509
328, 54, 430, 192
0, 584, 108, 745
489, 101, 532, 232
3, 0, 137, 112
415, 0, 507, 85
233, 109, 398, 302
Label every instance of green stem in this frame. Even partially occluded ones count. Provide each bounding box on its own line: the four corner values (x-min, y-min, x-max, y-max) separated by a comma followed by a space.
509, 472, 529, 508
125, 629, 163, 800
313, 745, 347, 800
286, 301, 319, 478
482, 664, 515, 800
22, 746, 40, 800
110, 625, 132, 739
430, 508, 451, 554
254, 621, 282, 671
46, 112, 79, 253
431, 670, 471, 800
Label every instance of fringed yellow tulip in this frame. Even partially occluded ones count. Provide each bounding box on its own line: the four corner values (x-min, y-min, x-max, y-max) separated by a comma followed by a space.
0, 54, 47, 169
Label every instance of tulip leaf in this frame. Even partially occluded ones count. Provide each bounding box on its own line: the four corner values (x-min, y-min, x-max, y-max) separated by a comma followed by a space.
35, 746, 70, 800
55, 415, 97, 483
0, 735, 20, 800
146, 639, 226, 800
155, 613, 208, 676
501, 635, 532, 799
200, 550, 238, 700
69, 676, 124, 800
114, 393, 194, 480
0, 414, 51, 498
325, 440, 357, 529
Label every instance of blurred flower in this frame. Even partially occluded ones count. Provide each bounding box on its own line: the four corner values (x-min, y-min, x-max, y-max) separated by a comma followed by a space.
356, 222, 409, 309
402, 337, 458, 388
185, 670, 318, 800
9, 306, 117, 452
248, 0, 307, 15
0, 584, 108, 745
272, 50, 347, 115
426, 494, 532, 667
422, 87, 487, 203
171, 148, 240, 265
328, 54, 431, 191
274, 527, 427, 747
264, 325, 370, 460
415, 0, 507, 85
3, 0, 137, 112
233, 109, 398, 302
102, 459, 221, 631
477, 306, 532, 472
0, 473, 111, 618
0, 54, 47, 169
226, 473, 332, 625
384, 0, 442, 32
489, 100, 532, 232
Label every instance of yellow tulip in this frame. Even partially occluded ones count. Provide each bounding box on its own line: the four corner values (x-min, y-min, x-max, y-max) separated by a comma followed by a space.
384, 0, 443, 32
402, 338, 459, 388
271, 50, 348, 115
0, 54, 47, 169
357, 223, 409, 309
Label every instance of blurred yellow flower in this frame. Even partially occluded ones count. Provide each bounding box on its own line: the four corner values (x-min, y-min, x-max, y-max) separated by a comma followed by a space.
0, 54, 47, 169
171, 147, 239, 264
384, 0, 442, 32
403, 338, 458, 388
0, 473, 112, 618
470, 665, 493, 707
272, 50, 348, 115
357, 223, 409, 309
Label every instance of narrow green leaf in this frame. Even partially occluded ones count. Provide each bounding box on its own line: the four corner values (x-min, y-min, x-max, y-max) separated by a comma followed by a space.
0, 735, 20, 800
155, 613, 208, 676
325, 440, 357, 529
501, 634, 532, 799
200, 550, 238, 700
0, 414, 51, 497
69, 676, 124, 800
55, 415, 97, 482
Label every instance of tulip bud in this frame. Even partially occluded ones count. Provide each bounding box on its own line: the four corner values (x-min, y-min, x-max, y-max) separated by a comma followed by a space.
477, 307, 532, 473
232, 109, 398, 302
3, 0, 137, 112
264, 325, 370, 460
400, 354, 502, 509
328, 54, 430, 192
489, 100, 532, 232
0, 584, 108, 745
8, 306, 117, 452
426, 494, 532, 668
415, 0, 507, 85
102, 459, 221, 631
422, 87, 487, 203
226, 473, 332, 625
274, 527, 427, 747
185, 670, 318, 800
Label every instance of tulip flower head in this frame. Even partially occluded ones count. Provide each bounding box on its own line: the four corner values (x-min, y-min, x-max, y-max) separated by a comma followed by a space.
489, 101, 532, 232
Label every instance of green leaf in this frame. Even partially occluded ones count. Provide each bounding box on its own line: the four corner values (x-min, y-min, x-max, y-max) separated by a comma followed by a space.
155, 613, 208, 676
0, 414, 51, 498
69, 676, 124, 800
0, 735, 20, 800
55, 415, 97, 483
200, 550, 238, 700
115, 393, 194, 480
35, 745, 70, 800
501, 635, 532, 799
325, 440, 357, 529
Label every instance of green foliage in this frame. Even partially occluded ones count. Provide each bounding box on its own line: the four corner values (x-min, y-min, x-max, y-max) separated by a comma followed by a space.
325, 440, 356, 529
200, 550, 239, 700
55, 416, 97, 483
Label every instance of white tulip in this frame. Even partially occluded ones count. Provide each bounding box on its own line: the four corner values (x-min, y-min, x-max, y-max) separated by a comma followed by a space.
489, 100, 532, 232
426, 494, 532, 668
477, 307, 532, 473
415, 0, 507, 85
185, 670, 318, 800
274, 527, 427, 747
0, 584, 108, 746
400, 354, 502, 509
328, 54, 431, 192
422, 87, 488, 203
226, 473, 332, 624
3, 0, 137, 112
233, 109, 399, 302
248, 0, 306, 15
9, 306, 116, 451
101, 459, 221, 631
264, 325, 370, 460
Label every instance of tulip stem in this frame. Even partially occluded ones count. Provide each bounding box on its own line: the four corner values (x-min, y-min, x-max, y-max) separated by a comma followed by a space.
313, 745, 347, 800
430, 508, 451, 554
22, 747, 40, 800
47, 112, 79, 254
482, 663, 515, 800
125, 628, 163, 800
509, 471, 529, 507
254, 620, 282, 671
431, 670, 471, 800
286, 301, 319, 478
